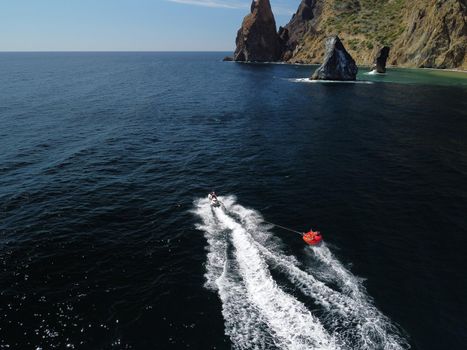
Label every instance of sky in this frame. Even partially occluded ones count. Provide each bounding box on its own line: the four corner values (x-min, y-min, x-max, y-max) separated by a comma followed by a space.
0, 0, 296, 51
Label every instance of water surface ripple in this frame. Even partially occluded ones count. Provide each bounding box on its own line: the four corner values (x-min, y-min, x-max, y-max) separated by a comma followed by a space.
0, 52, 466, 349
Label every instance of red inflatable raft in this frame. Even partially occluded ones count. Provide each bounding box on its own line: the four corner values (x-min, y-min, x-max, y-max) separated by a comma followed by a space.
303, 230, 322, 245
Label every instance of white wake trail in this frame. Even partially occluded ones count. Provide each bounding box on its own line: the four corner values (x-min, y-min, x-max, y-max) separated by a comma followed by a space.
215, 208, 338, 350
193, 196, 408, 350
194, 197, 270, 349
307, 245, 365, 299
226, 197, 409, 350
194, 196, 337, 350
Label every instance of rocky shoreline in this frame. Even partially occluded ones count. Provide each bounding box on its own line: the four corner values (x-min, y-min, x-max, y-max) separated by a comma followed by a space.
229, 0, 466, 71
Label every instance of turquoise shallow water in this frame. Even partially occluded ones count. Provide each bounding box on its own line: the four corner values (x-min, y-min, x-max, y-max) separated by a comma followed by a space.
361, 67, 467, 86
0, 52, 466, 349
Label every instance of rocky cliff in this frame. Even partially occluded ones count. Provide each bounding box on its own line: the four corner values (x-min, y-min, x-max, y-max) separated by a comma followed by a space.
280, 0, 318, 61
233, 0, 466, 69
233, 0, 283, 62
392, 0, 466, 69
284, 0, 466, 69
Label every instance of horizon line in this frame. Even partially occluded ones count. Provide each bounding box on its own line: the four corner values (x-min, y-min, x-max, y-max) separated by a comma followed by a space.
0, 50, 234, 53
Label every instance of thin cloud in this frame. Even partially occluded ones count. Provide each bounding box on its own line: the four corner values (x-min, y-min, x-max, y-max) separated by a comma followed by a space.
167, 0, 294, 15
167, 0, 246, 9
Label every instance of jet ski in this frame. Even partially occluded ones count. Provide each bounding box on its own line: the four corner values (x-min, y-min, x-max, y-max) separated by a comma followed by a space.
208, 192, 221, 207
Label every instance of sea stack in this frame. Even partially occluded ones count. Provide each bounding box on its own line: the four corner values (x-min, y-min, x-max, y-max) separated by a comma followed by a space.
234, 0, 283, 62
311, 36, 358, 81
372, 46, 390, 73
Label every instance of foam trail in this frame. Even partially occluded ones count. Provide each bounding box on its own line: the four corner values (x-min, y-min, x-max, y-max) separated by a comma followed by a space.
193, 200, 223, 290
227, 198, 409, 350
307, 245, 365, 299
193, 197, 271, 349
365, 70, 386, 76
256, 243, 406, 350
290, 78, 374, 84
194, 196, 338, 350
216, 207, 338, 349
193, 196, 408, 350
217, 256, 273, 349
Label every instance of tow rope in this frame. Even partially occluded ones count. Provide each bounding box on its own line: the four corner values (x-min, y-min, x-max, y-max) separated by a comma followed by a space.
262, 220, 304, 236
263, 220, 323, 245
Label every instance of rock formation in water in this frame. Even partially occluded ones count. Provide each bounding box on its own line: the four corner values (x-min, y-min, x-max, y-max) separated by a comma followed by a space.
311, 36, 358, 80
279, 0, 466, 69
372, 46, 390, 73
223, 56, 233, 61
233, 0, 283, 62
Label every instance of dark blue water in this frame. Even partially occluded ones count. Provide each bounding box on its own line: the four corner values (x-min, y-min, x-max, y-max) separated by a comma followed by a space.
1, 52, 466, 349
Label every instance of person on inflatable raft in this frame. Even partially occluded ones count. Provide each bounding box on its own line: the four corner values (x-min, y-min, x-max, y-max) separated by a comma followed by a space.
303, 229, 322, 245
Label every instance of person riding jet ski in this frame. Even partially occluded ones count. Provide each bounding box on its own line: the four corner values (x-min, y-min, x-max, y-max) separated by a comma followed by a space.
208, 192, 220, 207
208, 191, 217, 200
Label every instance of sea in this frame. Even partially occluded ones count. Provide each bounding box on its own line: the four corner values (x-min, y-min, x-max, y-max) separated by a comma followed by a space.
1, 52, 466, 350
